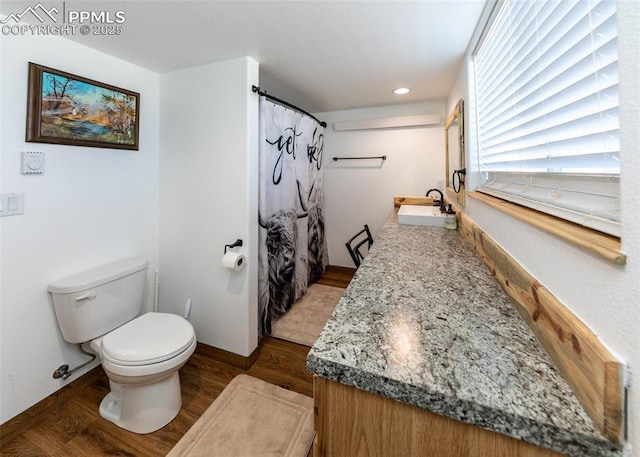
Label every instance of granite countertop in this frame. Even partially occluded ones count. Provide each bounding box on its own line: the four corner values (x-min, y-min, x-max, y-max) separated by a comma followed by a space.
307, 210, 621, 457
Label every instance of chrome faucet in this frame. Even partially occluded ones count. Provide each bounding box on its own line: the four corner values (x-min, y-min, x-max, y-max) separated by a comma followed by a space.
426, 188, 446, 212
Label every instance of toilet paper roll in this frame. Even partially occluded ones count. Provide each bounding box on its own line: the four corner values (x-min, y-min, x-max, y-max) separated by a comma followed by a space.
221, 252, 246, 271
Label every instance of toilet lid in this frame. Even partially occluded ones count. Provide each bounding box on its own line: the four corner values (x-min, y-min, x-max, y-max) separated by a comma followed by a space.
101, 313, 195, 366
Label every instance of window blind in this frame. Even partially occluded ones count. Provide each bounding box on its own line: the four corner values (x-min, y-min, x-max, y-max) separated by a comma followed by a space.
473, 0, 620, 237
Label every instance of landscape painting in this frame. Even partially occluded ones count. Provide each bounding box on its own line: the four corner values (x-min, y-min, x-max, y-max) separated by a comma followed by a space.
26, 63, 140, 150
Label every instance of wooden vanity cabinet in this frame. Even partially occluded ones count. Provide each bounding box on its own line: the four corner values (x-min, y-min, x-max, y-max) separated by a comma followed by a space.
313, 376, 564, 457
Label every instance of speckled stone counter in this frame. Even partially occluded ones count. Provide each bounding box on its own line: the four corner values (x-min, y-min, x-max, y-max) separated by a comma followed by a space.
307, 210, 621, 457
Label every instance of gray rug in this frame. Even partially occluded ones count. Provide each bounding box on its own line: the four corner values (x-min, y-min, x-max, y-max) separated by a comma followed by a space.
271, 283, 344, 347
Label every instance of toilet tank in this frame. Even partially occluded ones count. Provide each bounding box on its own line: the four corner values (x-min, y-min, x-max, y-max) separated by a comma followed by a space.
48, 258, 148, 344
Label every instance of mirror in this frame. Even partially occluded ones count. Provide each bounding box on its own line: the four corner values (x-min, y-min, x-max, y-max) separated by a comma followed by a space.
445, 99, 465, 207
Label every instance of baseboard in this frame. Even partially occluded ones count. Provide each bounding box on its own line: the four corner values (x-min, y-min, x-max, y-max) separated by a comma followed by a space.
315, 265, 356, 288
195, 342, 261, 371
0, 366, 103, 447
322, 265, 356, 276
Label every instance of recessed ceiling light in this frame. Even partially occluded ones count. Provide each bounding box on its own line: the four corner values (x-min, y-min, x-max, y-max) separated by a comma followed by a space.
394, 87, 410, 95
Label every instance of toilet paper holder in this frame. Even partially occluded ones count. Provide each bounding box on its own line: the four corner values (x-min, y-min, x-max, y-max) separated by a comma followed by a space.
224, 239, 243, 254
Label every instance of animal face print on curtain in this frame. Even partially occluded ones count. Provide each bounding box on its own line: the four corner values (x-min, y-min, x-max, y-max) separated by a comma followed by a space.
258, 97, 329, 336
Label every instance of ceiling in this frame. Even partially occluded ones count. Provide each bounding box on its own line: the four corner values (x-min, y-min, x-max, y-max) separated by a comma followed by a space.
1, 0, 487, 113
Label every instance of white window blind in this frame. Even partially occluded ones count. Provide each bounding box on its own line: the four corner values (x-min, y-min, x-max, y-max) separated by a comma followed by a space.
473, 0, 620, 237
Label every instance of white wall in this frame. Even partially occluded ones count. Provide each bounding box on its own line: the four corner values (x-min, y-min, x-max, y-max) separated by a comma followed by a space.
316, 102, 446, 267
0, 32, 160, 423
159, 57, 259, 357
449, 1, 640, 452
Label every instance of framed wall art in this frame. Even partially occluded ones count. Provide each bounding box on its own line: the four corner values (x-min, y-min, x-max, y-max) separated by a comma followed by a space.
26, 62, 140, 150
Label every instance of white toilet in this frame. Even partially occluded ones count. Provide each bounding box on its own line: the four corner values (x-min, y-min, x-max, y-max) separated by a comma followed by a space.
48, 257, 196, 434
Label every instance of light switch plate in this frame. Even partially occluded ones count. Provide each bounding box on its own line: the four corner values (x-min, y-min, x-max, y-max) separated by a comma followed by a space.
21, 151, 44, 174
0, 192, 25, 217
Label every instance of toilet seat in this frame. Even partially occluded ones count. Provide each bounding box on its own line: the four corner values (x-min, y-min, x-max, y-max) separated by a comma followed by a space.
100, 313, 195, 367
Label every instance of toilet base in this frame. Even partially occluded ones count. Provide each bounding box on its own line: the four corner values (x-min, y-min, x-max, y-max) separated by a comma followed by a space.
99, 371, 182, 434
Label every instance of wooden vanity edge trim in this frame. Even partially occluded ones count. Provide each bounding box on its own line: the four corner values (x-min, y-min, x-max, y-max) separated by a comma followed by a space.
467, 191, 625, 265
393, 196, 435, 207
458, 210, 625, 443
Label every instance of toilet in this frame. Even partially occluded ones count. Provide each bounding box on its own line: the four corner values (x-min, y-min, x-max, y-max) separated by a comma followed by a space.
48, 257, 196, 434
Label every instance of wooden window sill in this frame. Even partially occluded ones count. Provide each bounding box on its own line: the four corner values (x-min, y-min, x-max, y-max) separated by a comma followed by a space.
467, 191, 626, 265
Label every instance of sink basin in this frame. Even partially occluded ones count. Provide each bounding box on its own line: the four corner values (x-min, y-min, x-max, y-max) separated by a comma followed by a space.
398, 205, 446, 227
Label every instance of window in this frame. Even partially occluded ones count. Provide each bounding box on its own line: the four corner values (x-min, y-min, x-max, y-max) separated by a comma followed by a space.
473, 0, 620, 237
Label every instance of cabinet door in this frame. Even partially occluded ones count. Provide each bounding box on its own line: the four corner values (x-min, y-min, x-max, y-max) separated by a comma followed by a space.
313, 377, 564, 457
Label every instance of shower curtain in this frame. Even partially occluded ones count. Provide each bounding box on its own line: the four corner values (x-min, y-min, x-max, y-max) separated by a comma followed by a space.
258, 96, 329, 336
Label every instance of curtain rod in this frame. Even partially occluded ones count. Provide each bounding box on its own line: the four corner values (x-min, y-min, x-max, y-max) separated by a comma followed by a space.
252, 85, 327, 128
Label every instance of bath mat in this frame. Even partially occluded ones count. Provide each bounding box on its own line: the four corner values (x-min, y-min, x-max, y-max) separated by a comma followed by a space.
166, 375, 314, 457
271, 283, 344, 347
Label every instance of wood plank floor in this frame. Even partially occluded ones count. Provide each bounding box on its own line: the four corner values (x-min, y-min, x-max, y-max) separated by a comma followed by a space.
1, 338, 312, 457
1, 266, 354, 457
